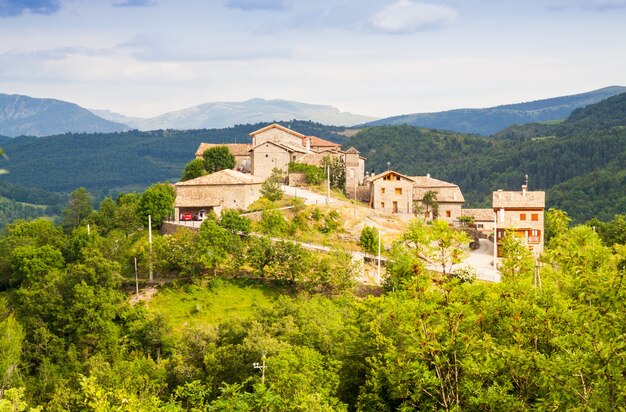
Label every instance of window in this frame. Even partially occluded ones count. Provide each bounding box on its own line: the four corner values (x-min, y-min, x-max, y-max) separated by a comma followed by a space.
531, 213, 539, 221
446, 210, 451, 218
395, 188, 402, 195
520, 213, 527, 221
381, 188, 385, 194
381, 202, 385, 208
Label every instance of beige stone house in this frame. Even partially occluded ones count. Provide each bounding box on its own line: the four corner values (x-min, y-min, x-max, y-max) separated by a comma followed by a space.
493, 185, 545, 256
173, 169, 263, 220
459, 208, 496, 234
194, 123, 365, 185
412, 175, 465, 223
367, 170, 464, 224
368, 170, 416, 214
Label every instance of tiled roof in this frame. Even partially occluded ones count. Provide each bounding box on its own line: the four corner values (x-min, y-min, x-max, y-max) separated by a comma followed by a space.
367, 170, 416, 183
344, 147, 360, 154
307, 135, 341, 148
195, 143, 252, 157
174, 196, 222, 208
460, 208, 495, 221
249, 123, 306, 138
175, 169, 264, 186
251, 140, 307, 154
411, 175, 465, 203
493, 189, 545, 209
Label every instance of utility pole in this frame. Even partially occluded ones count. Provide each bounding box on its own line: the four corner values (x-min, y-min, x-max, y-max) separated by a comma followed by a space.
377, 230, 381, 285
134, 257, 139, 297
148, 214, 153, 281
253, 351, 267, 385
353, 177, 357, 220
326, 165, 330, 204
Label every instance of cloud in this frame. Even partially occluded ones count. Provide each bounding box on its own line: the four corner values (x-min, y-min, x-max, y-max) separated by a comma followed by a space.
0, 0, 61, 17
224, 0, 290, 11
370, 0, 458, 34
112, 0, 157, 7
119, 32, 292, 62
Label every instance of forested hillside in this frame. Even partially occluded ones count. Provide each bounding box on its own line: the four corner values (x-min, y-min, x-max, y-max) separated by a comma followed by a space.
350, 93, 626, 222
1, 121, 346, 193
2, 189, 626, 410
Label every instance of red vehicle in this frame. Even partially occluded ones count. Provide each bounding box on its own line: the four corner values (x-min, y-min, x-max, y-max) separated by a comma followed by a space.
180, 212, 193, 221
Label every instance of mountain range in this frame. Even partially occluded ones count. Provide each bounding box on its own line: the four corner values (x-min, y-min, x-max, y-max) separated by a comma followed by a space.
2, 86, 625, 138
365, 86, 626, 135
0, 94, 129, 137
91, 98, 376, 131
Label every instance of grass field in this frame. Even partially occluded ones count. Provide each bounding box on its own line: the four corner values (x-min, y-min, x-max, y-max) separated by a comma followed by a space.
148, 278, 283, 334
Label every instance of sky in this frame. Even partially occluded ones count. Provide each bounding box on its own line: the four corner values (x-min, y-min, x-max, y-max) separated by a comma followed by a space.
1, 0, 625, 118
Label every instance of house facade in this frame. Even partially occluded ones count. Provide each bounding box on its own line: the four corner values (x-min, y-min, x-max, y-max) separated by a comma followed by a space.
367, 170, 465, 224
493, 185, 546, 256
173, 169, 263, 219
368, 170, 416, 214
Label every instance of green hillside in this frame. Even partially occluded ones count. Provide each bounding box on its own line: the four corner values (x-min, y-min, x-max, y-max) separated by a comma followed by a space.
1, 121, 346, 193
349, 93, 626, 221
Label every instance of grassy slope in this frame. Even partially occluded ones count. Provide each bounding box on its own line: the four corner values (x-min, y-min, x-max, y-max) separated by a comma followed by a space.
147, 279, 282, 334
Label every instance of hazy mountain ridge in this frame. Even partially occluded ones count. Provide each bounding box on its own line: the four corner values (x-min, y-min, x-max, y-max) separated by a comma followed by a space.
365, 86, 626, 135
92, 98, 377, 130
0, 94, 130, 137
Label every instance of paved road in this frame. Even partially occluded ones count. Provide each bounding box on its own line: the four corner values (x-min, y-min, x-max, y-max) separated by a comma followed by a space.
462, 238, 501, 282
281, 185, 336, 205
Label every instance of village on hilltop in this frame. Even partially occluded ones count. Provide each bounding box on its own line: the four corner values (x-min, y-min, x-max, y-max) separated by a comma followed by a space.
173, 123, 545, 258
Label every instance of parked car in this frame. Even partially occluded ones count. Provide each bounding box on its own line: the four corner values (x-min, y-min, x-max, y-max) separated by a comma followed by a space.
180, 212, 193, 221
194, 209, 207, 221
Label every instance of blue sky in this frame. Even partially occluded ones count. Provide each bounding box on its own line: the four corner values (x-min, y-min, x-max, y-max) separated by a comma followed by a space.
1, 0, 625, 118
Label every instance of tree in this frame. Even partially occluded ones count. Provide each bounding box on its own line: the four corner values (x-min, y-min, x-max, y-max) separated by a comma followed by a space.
139, 183, 175, 228
203, 146, 235, 173
321, 156, 346, 190
60, 187, 93, 232
196, 219, 232, 275
419, 190, 439, 219
0, 312, 24, 397
181, 158, 207, 181
359, 226, 378, 258
260, 169, 284, 202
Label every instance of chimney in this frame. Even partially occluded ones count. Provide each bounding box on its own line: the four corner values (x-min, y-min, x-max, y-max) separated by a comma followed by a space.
426, 173, 430, 178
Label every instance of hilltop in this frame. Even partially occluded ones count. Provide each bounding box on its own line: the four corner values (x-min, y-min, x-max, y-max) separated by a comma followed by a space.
365, 86, 626, 135
0, 93, 129, 137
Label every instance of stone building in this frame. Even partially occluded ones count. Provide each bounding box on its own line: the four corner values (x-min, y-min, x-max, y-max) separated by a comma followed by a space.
367, 170, 465, 224
493, 185, 546, 256
173, 169, 263, 220
194, 123, 365, 186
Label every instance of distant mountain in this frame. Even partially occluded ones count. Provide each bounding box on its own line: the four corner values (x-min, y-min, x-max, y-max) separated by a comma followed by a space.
92, 98, 377, 130
0, 94, 130, 137
365, 86, 626, 136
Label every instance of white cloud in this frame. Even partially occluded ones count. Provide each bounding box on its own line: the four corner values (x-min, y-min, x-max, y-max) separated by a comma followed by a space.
370, 0, 458, 34
224, 0, 290, 11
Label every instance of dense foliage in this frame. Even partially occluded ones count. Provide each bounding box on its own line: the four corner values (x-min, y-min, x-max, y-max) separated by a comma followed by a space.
1, 196, 626, 410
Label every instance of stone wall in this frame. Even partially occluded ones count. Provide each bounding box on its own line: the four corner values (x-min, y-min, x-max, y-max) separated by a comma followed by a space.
288, 172, 307, 186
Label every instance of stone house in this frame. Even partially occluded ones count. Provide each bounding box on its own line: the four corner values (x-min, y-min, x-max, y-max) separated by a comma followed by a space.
459, 208, 496, 235
194, 123, 365, 187
173, 169, 263, 220
412, 175, 465, 223
367, 170, 464, 224
368, 170, 417, 214
493, 185, 545, 256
